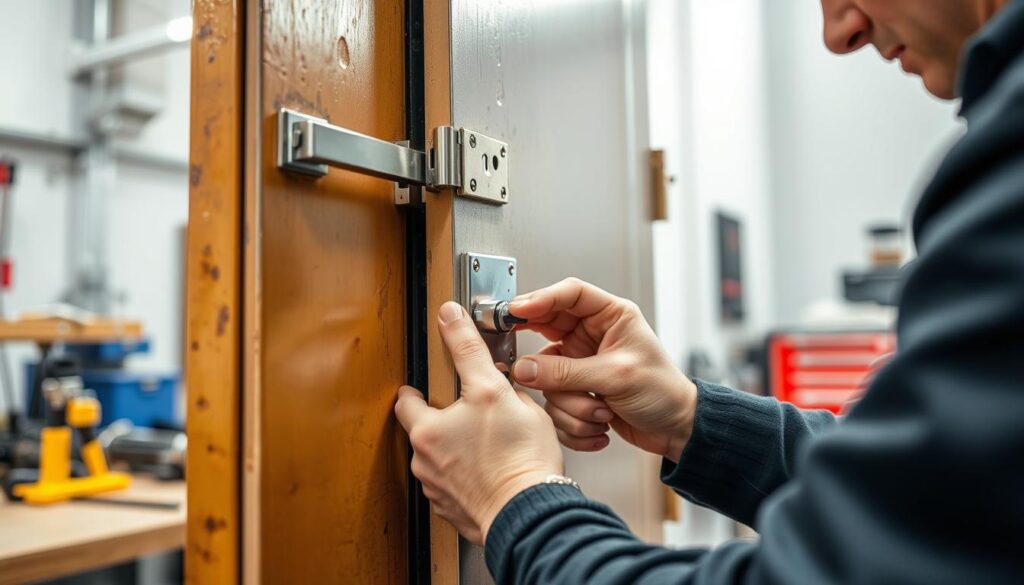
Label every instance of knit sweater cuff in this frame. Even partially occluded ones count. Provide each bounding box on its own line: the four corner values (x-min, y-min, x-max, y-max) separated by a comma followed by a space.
660, 379, 779, 522
485, 483, 589, 575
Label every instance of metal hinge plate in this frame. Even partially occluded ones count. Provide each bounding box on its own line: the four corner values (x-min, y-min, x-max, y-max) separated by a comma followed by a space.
276, 108, 509, 206
440, 128, 509, 205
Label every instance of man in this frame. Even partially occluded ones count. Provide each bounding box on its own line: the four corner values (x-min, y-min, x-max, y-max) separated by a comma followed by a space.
395, 0, 1024, 582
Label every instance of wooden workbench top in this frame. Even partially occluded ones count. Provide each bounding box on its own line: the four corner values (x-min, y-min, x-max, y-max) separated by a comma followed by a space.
0, 315, 144, 343
0, 476, 185, 584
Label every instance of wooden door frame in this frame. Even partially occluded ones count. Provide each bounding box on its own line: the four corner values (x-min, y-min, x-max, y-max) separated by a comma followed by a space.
422, 0, 460, 583
187, 1, 463, 582
185, 1, 245, 583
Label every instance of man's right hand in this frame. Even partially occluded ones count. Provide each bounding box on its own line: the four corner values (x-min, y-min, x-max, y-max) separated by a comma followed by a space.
510, 278, 698, 462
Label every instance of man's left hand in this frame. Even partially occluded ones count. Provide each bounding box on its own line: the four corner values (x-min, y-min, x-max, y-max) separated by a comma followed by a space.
395, 301, 564, 545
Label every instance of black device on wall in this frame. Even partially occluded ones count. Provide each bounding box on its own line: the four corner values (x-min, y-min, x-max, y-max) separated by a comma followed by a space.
717, 212, 745, 324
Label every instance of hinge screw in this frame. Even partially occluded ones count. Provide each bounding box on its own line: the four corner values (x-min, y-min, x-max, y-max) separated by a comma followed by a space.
501, 187, 507, 199
469, 134, 477, 148
470, 179, 478, 192
500, 146, 506, 158
472, 258, 481, 272
508, 263, 515, 276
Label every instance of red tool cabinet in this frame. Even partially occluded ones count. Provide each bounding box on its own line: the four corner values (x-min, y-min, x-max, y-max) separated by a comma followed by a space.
766, 330, 895, 413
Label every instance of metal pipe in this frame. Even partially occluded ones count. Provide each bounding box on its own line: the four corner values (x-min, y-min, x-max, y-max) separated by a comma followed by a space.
0, 128, 86, 153
69, 19, 192, 78
0, 128, 188, 172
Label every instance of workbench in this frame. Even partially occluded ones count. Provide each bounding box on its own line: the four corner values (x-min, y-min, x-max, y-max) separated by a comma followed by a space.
0, 315, 144, 343
0, 476, 185, 584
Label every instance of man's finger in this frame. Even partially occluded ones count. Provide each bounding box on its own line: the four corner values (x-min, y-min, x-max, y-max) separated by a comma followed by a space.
514, 322, 571, 342
509, 278, 620, 320
555, 428, 610, 452
545, 401, 610, 437
437, 301, 506, 387
543, 390, 612, 423
512, 353, 605, 393
437, 302, 511, 402
395, 385, 434, 431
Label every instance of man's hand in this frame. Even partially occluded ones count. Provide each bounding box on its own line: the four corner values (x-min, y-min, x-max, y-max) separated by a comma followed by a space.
510, 278, 698, 462
395, 302, 564, 545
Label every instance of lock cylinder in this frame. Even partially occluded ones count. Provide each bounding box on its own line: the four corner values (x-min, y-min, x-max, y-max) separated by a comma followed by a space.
472, 299, 526, 334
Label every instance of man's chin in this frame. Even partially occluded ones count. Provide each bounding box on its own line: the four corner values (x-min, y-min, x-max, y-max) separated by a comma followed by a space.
919, 68, 958, 101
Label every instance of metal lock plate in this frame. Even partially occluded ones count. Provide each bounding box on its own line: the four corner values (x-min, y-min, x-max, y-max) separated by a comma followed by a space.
462, 253, 517, 374
459, 130, 509, 205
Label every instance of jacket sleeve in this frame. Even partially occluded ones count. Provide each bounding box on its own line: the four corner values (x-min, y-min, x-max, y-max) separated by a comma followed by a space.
484, 105, 1024, 584
660, 379, 837, 526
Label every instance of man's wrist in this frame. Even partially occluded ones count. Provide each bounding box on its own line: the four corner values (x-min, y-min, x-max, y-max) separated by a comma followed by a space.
479, 470, 554, 543
663, 378, 697, 463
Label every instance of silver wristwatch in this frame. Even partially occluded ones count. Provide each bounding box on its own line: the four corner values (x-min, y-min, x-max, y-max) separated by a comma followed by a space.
544, 474, 582, 492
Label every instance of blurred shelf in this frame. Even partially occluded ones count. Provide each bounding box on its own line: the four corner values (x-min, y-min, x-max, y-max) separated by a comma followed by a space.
0, 316, 144, 343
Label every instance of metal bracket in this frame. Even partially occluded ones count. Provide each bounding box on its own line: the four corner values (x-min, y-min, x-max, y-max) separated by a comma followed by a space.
450, 129, 509, 205
463, 253, 518, 374
277, 108, 509, 206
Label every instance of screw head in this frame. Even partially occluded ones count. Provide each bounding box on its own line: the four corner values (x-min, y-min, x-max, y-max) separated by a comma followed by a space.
509, 351, 516, 362
470, 179, 478, 191
469, 134, 477, 148
500, 146, 506, 158
508, 263, 515, 275
501, 187, 507, 198
472, 258, 481, 272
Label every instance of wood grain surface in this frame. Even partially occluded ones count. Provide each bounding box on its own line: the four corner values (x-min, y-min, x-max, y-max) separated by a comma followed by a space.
185, 0, 244, 582
252, 1, 409, 582
423, 0, 461, 582
0, 478, 185, 585
0, 317, 143, 342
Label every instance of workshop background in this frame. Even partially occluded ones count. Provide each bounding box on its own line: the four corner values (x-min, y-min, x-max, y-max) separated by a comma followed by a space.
0, 0, 962, 583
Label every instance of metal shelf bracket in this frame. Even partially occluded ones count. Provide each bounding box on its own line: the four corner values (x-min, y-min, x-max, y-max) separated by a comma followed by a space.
277, 108, 509, 206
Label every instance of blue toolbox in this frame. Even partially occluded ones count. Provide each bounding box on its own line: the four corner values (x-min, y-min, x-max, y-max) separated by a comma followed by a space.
25, 339, 180, 428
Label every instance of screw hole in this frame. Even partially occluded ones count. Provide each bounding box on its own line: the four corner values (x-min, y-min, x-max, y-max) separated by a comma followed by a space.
492, 155, 499, 171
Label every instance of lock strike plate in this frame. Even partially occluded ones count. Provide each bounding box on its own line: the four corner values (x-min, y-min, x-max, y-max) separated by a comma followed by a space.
463, 253, 518, 374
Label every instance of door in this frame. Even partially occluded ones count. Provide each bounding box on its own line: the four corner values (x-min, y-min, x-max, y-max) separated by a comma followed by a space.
188, 0, 415, 583
423, 0, 662, 581
246, 0, 411, 583
187, 0, 658, 583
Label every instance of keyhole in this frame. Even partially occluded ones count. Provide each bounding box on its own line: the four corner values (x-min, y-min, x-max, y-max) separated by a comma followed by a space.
481, 153, 491, 176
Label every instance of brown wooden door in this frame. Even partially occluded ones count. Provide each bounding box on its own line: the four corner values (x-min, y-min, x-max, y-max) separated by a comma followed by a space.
249, 0, 409, 582
188, 1, 412, 583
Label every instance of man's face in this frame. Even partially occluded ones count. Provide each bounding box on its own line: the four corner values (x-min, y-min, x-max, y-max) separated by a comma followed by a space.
820, 0, 987, 99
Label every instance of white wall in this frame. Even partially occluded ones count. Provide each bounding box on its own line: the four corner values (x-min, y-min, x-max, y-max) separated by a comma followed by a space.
764, 0, 963, 324
649, 0, 776, 547
650, 0, 775, 373
0, 0, 190, 415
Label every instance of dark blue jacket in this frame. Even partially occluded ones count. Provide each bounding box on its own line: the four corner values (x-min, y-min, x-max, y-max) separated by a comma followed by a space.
485, 2, 1024, 583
